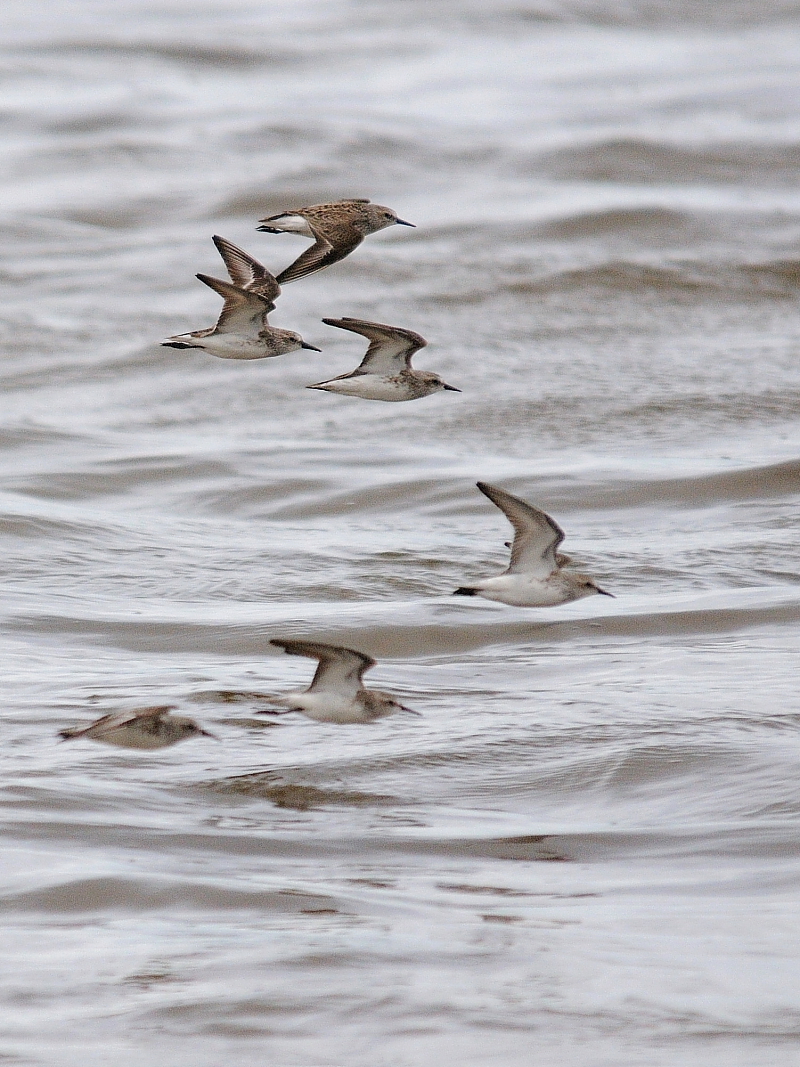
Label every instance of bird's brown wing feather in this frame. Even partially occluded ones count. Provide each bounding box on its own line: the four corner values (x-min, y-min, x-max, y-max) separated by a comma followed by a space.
260, 199, 371, 224
212, 235, 280, 310
196, 274, 271, 334
275, 222, 363, 284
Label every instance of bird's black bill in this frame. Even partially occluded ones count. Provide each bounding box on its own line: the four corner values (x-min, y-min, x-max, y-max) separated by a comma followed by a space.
453, 587, 478, 596
395, 218, 415, 227
161, 341, 197, 349
301, 342, 322, 351
256, 224, 282, 233
596, 587, 615, 597
442, 383, 461, 391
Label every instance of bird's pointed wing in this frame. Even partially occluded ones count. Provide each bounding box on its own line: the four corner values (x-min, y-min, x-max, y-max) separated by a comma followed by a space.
196, 274, 270, 334
321, 317, 426, 375
476, 482, 565, 578
275, 221, 362, 284
271, 639, 374, 697
212, 236, 281, 310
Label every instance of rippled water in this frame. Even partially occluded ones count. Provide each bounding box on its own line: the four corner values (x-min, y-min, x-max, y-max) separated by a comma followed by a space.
2, 1, 800, 1064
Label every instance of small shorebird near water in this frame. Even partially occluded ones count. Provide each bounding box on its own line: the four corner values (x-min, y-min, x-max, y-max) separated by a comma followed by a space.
263, 640, 417, 723
454, 482, 614, 606
256, 198, 414, 284
308, 317, 460, 401
59, 706, 217, 749
161, 273, 320, 359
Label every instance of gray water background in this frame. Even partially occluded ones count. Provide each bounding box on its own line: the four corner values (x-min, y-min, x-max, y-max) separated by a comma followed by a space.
2, 1, 800, 1064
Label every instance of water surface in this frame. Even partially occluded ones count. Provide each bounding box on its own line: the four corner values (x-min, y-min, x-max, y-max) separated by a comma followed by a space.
2, 1, 800, 1064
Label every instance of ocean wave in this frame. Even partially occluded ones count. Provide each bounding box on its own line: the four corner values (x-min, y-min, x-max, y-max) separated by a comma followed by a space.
535, 206, 694, 238
534, 138, 800, 186
502, 258, 800, 297
562, 457, 800, 507
0, 875, 337, 913
192, 456, 800, 521
211, 772, 398, 810
7, 593, 799, 657
487, 0, 800, 29
20, 40, 302, 70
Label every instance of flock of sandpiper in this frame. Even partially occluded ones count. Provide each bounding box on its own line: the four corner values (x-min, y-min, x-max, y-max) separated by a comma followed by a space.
61, 198, 612, 749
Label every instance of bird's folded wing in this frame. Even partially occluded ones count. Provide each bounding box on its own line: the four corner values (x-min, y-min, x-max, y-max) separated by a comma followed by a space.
261, 199, 370, 225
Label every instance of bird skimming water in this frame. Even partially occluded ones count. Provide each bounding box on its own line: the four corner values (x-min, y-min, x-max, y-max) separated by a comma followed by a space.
308, 317, 460, 401
59, 706, 217, 749
263, 640, 417, 723
454, 482, 613, 606
161, 273, 320, 359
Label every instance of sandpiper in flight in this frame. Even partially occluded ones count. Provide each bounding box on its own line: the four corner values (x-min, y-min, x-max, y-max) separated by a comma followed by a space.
454, 482, 613, 606
263, 640, 416, 723
308, 317, 460, 401
161, 273, 320, 359
59, 706, 217, 749
256, 199, 415, 284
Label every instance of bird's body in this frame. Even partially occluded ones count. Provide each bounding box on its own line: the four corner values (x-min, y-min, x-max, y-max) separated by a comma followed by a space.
309, 317, 459, 402
161, 273, 319, 359
454, 482, 613, 607
455, 569, 597, 607
256, 199, 414, 284
59, 706, 216, 749
265, 639, 414, 723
